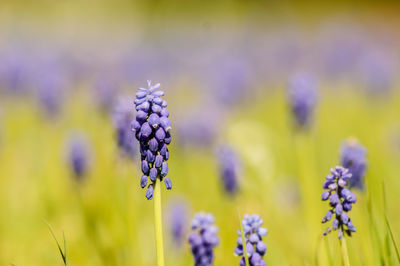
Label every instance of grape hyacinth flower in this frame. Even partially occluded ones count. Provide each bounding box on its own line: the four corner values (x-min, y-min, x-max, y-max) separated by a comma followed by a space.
36, 70, 64, 118
321, 166, 357, 239
132, 80, 172, 199
67, 134, 91, 181
112, 96, 137, 159
93, 76, 118, 112
188, 212, 219, 266
234, 214, 268, 266
340, 139, 367, 190
176, 108, 220, 149
217, 145, 241, 196
167, 199, 189, 247
287, 73, 318, 130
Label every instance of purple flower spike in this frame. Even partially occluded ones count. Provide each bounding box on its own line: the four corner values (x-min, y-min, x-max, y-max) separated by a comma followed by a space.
235, 214, 268, 266
321, 166, 357, 238
340, 138, 367, 190
66, 134, 92, 181
133, 81, 172, 198
189, 212, 219, 266
217, 145, 241, 196
287, 73, 318, 130
112, 96, 137, 159
167, 199, 189, 247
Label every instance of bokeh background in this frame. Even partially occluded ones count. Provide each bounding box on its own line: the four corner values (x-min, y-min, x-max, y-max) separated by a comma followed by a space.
0, 1, 400, 265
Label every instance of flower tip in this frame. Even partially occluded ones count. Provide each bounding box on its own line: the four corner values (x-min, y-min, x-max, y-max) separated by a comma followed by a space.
164, 177, 172, 190
145, 185, 154, 200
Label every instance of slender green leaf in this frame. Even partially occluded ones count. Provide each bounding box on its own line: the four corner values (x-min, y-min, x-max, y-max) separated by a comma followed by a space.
237, 211, 249, 266
44, 221, 68, 265
385, 215, 400, 264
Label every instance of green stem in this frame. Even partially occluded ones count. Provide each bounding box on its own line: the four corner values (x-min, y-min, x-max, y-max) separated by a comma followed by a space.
238, 212, 250, 266
340, 236, 351, 266
154, 182, 165, 266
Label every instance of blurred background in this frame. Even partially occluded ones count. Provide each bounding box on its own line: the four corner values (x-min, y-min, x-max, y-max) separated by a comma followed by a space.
0, 1, 399, 265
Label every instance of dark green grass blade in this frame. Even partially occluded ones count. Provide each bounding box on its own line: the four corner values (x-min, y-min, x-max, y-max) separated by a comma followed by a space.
63, 232, 69, 266
44, 221, 68, 265
367, 187, 385, 265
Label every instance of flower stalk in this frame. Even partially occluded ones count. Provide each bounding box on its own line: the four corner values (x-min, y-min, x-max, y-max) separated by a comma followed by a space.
153, 182, 165, 266
340, 236, 350, 266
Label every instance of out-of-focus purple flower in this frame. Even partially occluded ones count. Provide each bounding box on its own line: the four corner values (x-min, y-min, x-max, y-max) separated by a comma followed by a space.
36, 69, 65, 118
93, 77, 119, 112
133, 81, 172, 199
189, 212, 219, 266
167, 199, 190, 247
340, 139, 367, 190
207, 58, 253, 106
112, 96, 137, 159
287, 73, 318, 130
359, 52, 394, 95
234, 214, 267, 266
0, 51, 32, 93
320, 26, 365, 80
176, 108, 220, 149
217, 145, 241, 196
321, 166, 357, 239
67, 134, 92, 181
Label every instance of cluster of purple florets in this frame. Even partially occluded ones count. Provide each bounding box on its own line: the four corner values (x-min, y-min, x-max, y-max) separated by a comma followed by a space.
321, 166, 357, 239
217, 146, 241, 196
235, 214, 267, 266
131, 81, 172, 199
188, 212, 219, 266
340, 139, 367, 190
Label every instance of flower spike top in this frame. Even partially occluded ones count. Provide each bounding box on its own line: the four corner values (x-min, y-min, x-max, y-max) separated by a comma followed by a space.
167, 199, 190, 247
188, 212, 219, 266
340, 138, 367, 190
287, 73, 318, 130
132, 81, 172, 199
217, 145, 241, 196
321, 166, 357, 239
66, 134, 91, 181
234, 214, 267, 266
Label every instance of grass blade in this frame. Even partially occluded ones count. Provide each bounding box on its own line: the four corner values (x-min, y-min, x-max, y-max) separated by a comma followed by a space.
44, 221, 68, 265
385, 215, 400, 264
237, 211, 249, 266
63, 232, 69, 266
367, 189, 385, 265
382, 180, 400, 264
